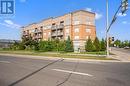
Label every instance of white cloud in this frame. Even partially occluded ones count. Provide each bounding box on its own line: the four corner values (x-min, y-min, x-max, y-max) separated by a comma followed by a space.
122, 21, 127, 24
20, 0, 27, 3
95, 13, 103, 20
117, 13, 127, 17
122, 21, 130, 24
0, 20, 21, 29
85, 8, 92, 12
4, 20, 14, 25
85, 7, 103, 20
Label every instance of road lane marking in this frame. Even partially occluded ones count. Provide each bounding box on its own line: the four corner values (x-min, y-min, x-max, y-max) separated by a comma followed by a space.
0, 61, 11, 63
52, 69, 93, 77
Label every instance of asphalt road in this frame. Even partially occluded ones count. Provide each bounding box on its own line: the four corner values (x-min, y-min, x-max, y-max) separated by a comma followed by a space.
111, 47, 130, 55
0, 55, 130, 86
111, 47, 130, 61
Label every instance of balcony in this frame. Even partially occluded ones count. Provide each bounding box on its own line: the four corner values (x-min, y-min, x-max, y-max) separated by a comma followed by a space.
58, 24, 64, 29
51, 24, 64, 30
51, 32, 63, 37
51, 25, 57, 30
57, 32, 63, 36
23, 33, 29, 36
51, 33, 57, 37
34, 35, 42, 39
34, 29, 42, 34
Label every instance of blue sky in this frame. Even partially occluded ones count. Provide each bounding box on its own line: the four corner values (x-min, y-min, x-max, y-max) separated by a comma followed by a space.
0, 0, 130, 41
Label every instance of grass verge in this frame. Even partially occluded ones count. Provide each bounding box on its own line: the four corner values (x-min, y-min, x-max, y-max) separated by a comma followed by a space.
0, 50, 115, 60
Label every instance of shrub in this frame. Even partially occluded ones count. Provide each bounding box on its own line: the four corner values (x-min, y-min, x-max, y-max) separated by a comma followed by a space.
100, 39, 106, 51
65, 36, 74, 52
93, 37, 101, 52
85, 38, 95, 52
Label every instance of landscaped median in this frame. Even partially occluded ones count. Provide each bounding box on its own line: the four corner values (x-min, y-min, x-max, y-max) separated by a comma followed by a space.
0, 50, 115, 60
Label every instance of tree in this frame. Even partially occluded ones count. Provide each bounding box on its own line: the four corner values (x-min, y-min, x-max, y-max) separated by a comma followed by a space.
57, 41, 66, 51
129, 41, 130, 47
31, 40, 39, 51
114, 39, 121, 47
100, 38, 106, 51
93, 37, 101, 51
85, 37, 95, 52
65, 36, 74, 52
124, 40, 129, 47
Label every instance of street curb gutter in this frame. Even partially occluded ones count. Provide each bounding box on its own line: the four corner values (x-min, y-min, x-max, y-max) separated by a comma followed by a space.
0, 53, 129, 63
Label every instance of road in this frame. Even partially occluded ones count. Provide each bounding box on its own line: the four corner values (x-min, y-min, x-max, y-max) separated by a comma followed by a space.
0, 55, 130, 86
111, 47, 130, 61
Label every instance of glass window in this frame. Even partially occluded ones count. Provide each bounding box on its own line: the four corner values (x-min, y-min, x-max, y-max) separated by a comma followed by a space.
86, 29, 91, 33
66, 29, 69, 33
75, 28, 79, 32
44, 33, 46, 36
74, 21, 80, 25
74, 36, 79, 39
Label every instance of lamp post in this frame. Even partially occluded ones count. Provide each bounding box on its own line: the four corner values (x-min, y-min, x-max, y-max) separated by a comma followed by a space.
106, 0, 109, 57
106, 0, 128, 57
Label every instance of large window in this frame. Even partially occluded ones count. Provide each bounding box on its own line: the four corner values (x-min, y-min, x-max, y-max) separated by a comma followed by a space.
74, 21, 80, 25
44, 33, 46, 36
75, 28, 79, 32
66, 29, 69, 33
86, 28, 91, 33
74, 36, 79, 40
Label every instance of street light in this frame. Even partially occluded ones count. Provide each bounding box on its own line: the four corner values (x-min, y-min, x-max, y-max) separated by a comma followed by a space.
121, 0, 129, 14
106, 0, 109, 57
106, 0, 128, 57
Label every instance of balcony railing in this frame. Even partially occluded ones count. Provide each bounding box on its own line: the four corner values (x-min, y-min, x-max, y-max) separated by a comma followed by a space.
57, 32, 63, 36
51, 24, 64, 30
58, 24, 64, 29
23, 33, 29, 36
34, 29, 42, 33
34, 35, 42, 39
51, 32, 63, 37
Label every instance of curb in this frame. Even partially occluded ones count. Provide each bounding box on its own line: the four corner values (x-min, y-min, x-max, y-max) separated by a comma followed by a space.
0, 53, 129, 63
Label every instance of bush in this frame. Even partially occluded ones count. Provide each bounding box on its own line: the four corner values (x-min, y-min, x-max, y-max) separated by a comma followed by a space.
93, 37, 101, 52
85, 38, 95, 52
65, 36, 74, 52
100, 39, 106, 51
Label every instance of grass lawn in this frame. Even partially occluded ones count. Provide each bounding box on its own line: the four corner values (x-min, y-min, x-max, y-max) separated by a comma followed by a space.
0, 50, 115, 60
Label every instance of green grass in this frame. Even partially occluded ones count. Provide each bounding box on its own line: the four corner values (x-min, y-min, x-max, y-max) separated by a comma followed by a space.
0, 50, 115, 60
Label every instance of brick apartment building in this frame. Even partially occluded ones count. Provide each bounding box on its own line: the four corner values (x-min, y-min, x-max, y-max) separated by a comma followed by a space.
22, 10, 96, 52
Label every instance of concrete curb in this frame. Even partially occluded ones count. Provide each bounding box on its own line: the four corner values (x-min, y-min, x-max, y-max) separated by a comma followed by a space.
0, 53, 129, 63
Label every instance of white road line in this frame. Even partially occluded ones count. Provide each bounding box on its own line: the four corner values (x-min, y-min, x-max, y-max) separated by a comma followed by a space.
0, 61, 11, 63
52, 69, 93, 77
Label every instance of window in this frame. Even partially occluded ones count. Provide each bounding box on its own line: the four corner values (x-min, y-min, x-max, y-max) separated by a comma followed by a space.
44, 33, 46, 36
86, 29, 91, 33
48, 32, 51, 35
66, 29, 69, 33
65, 19, 71, 25
86, 36, 89, 39
74, 36, 79, 39
60, 21, 64, 24
31, 30, 35, 32
86, 22, 91, 25
74, 21, 80, 25
75, 28, 79, 32
40, 26, 43, 29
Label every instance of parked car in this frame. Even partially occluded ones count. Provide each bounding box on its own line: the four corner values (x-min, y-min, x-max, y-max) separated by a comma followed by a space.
124, 46, 130, 49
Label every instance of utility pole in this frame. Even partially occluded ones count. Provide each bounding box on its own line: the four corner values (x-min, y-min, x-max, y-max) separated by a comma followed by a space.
106, 0, 128, 57
106, 0, 109, 57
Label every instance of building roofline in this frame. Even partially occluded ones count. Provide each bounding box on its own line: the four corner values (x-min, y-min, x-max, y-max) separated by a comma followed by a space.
22, 9, 95, 29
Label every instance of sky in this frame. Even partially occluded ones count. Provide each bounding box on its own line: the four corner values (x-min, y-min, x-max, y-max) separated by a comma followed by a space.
0, 0, 130, 41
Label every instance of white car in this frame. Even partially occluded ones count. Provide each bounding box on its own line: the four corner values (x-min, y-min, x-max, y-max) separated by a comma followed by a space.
124, 46, 130, 49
